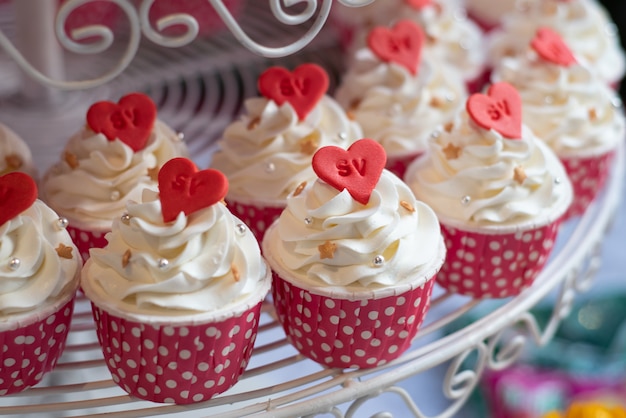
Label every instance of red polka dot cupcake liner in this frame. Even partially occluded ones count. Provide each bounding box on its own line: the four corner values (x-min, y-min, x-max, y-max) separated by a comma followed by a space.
66, 224, 108, 262
0, 289, 77, 395
271, 273, 437, 369
82, 264, 272, 404
264, 229, 446, 369
560, 150, 615, 220
437, 219, 563, 299
225, 197, 284, 243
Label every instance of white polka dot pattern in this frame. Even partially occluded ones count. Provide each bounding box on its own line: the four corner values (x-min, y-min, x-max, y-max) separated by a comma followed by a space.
561, 150, 615, 220
90, 302, 263, 404
0, 298, 75, 395
271, 272, 436, 369
67, 225, 108, 262
226, 199, 284, 243
436, 221, 562, 299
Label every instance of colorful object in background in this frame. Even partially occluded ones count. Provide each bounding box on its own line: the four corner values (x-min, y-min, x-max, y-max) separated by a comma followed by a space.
543, 401, 626, 418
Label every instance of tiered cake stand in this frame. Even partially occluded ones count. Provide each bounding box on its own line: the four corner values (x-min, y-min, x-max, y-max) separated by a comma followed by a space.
0, 1, 623, 416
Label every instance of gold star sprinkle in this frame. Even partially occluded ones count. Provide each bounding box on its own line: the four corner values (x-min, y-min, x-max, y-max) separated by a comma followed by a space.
56, 243, 73, 259
64, 151, 79, 169
514, 166, 527, 184
247, 116, 260, 130
293, 181, 307, 197
220, 199, 227, 206
299, 131, 320, 155
231, 263, 240, 282
122, 249, 132, 268
347, 110, 357, 121
443, 122, 454, 133
442, 143, 461, 160
147, 166, 159, 181
5, 154, 23, 170
318, 240, 337, 260
429, 97, 443, 108
400, 200, 415, 213
588, 108, 597, 121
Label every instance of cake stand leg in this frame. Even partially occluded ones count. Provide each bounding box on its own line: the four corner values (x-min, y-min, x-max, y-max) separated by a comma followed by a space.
14, 0, 64, 104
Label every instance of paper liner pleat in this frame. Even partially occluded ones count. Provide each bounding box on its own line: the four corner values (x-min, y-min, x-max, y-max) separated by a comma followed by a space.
272, 272, 435, 369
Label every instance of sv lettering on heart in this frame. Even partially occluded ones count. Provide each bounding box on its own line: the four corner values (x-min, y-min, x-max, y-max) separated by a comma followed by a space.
336, 159, 367, 177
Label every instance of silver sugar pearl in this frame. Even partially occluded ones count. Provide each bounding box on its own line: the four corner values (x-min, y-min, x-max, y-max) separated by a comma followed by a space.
554, 177, 562, 185
176, 132, 185, 141
372, 255, 385, 267
430, 130, 441, 139
157, 258, 169, 269
461, 195, 471, 206
236, 223, 247, 235
337, 132, 348, 142
458, 40, 469, 51
304, 217, 313, 225
110, 190, 121, 201
56, 217, 68, 229
265, 162, 276, 173
8, 257, 20, 271
121, 213, 131, 225
544, 95, 554, 105
445, 92, 455, 102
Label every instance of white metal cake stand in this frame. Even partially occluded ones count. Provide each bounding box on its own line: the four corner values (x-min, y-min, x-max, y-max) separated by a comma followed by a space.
0, 1, 623, 417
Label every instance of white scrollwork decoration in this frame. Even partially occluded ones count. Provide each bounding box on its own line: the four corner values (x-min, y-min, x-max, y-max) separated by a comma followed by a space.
56, 0, 140, 89
138, 0, 199, 47
345, 386, 422, 418
210, 0, 332, 57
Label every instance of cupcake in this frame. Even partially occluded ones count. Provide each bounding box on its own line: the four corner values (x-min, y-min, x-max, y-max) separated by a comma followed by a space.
0, 122, 37, 179
335, 19, 467, 178
405, 82, 573, 299
343, 0, 487, 92
81, 158, 271, 404
40, 92, 188, 261
0, 172, 81, 394
491, 28, 625, 219
487, 0, 625, 88
210, 63, 362, 241
263, 139, 445, 369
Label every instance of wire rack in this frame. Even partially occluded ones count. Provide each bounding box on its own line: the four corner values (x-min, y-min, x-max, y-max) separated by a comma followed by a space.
0, 1, 624, 417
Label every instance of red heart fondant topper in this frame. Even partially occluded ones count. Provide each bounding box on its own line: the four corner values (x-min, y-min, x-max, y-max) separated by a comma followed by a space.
466, 82, 522, 139
405, 0, 434, 10
258, 63, 329, 121
530, 27, 576, 67
158, 158, 228, 223
86, 92, 157, 152
0, 172, 37, 227
312, 139, 386, 205
367, 20, 425, 75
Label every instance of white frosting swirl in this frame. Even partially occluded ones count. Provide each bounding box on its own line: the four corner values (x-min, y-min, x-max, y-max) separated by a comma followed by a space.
488, 0, 625, 85
0, 200, 80, 314
211, 97, 363, 200
84, 189, 268, 316
41, 121, 188, 230
406, 113, 573, 226
264, 170, 442, 288
492, 54, 625, 156
335, 50, 467, 156
0, 122, 37, 179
